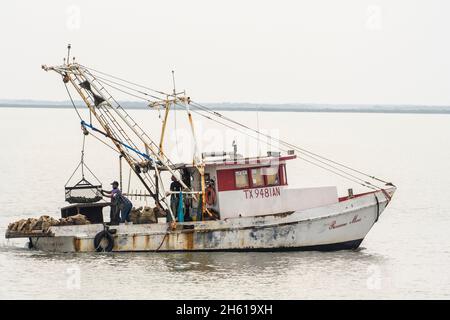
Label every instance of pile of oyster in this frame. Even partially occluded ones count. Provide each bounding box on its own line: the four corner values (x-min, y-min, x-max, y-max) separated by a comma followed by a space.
7, 214, 91, 233
129, 206, 165, 224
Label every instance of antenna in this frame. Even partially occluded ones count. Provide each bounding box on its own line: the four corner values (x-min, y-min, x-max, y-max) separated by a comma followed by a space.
67, 44, 72, 65
256, 110, 261, 156
171, 70, 176, 96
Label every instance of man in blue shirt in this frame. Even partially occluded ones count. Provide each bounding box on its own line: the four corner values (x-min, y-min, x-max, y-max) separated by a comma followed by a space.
102, 181, 133, 224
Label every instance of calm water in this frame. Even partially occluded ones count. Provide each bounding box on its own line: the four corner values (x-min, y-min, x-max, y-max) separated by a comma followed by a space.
1, 107, 450, 299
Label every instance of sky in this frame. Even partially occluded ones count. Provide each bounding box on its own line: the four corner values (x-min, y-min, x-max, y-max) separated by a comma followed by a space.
0, 0, 449, 105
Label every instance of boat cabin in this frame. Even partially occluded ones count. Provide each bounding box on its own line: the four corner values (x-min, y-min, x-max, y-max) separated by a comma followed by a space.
180, 151, 339, 220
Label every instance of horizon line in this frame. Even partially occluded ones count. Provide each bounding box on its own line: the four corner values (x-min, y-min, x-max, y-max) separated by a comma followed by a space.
2, 101, 450, 115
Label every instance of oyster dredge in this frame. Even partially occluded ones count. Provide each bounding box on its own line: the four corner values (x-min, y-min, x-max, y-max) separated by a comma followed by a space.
6, 46, 396, 253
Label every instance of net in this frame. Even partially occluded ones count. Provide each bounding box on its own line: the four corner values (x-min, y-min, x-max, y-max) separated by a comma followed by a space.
65, 178, 102, 204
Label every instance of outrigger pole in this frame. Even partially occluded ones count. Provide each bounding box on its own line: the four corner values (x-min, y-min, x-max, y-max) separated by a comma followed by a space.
42, 46, 204, 223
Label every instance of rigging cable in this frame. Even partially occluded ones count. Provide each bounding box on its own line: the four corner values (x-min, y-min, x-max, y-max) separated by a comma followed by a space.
189, 101, 388, 188
65, 69, 164, 205
89, 131, 123, 155
64, 79, 109, 186
89, 72, 163, 101
191, 101, 390, 184
81, 70, 187, 201
81, 121, 155, 162
73, 71, 149, 164
64, 81, 82, 121
79, 64, 168, 97
89, 68, 383, 189
64, 133, 102, 196
88, 73, 191, 173
64, 74, 139, 163
183, 102, 383, 188
92, 75, 157, 102
185, 105, 379, 189
76, 65, 392, 189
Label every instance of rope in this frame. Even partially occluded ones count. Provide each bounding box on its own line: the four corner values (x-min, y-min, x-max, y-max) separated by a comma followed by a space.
155, 230, 169, 252
89, 131, 122, 155
64, 161, 82, 187
127, 167, 132, 194
64, 81, 82, 121
64, 134, 103, 187
81, 134, 86, 178
81, 121, 155, 162
82, 160, 103, 185
63, 84, 107, 188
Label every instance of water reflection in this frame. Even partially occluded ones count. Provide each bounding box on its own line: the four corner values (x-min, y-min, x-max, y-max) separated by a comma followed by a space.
4, 245, 389, 276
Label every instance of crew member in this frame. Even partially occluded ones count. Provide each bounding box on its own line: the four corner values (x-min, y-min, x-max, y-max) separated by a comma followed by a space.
102, 181, 133, 224
168, 175, 182, 222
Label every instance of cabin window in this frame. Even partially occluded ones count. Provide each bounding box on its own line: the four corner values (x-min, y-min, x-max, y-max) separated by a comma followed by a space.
251, 168, 265, 187
264, 167, 280, 186
235, 170, 249, 188
217, 164, 289, 192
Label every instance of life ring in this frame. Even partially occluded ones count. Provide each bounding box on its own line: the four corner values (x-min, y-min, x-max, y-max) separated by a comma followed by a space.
94, 230, 114, 252
205, 186, 216, 205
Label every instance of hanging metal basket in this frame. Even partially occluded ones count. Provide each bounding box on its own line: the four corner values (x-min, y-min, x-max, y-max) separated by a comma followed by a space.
65, 178, 103, 204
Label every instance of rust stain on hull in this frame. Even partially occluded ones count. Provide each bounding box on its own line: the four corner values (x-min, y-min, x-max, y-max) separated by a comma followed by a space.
132, 234, 137, 249
184, 231, 194, 250
144, 234, 150, 249
73, 238, 81, 252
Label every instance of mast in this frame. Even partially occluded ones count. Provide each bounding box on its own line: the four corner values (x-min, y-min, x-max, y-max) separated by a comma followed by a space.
158, 99, 170, 156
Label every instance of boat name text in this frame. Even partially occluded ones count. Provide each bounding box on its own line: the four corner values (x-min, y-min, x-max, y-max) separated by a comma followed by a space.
243, 187, 281, 199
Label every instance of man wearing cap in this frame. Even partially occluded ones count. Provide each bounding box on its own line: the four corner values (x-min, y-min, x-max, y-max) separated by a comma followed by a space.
102, 181, 133, 224
168, 175, 182, 222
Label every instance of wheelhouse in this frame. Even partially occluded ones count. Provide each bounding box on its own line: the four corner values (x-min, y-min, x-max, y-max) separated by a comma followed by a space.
179, 152, 338, 220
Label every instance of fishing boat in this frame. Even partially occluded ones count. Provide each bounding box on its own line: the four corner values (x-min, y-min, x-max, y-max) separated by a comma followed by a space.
5, 46, 396, 252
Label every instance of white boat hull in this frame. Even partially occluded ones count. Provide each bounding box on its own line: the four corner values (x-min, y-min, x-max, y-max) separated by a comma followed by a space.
29, 188, 395, 253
